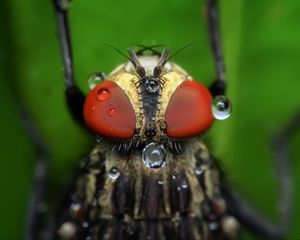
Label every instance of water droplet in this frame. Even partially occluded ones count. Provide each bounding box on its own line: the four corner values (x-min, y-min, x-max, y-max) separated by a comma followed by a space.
181, 180, 189, 189
109, 167, 120, 179
108, 107, 116, 116
208, 222, 219, 231
58, 222, 76, 238
142, 143, 167, 168
158, 180, 164, 185
88, 72, 105, 89
97, 88, 111, 101
171, 170, 179, 180
91, 105, 96, 111
145, 78, 160, 93
212, 95, 232, 120
82, 222, 89, 229
195, 167, 203, 176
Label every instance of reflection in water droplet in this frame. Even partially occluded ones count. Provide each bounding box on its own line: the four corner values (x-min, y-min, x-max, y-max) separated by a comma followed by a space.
212, 95, 232, 120
142, 143, 167, 168
108, 107, 116, 116
109, 167, 120, 179
97, 88, 111, 101
88, 72, 105, 89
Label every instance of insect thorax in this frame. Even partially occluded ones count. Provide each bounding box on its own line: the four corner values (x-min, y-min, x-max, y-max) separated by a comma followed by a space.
56, 139, 239, 239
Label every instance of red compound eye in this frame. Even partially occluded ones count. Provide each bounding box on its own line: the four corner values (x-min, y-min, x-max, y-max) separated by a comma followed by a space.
165, 80, 214, 138
84, 81, 136, 139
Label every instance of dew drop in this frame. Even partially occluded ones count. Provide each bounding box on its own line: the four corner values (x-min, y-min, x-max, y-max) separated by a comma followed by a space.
142, 143, 167, 168
108, 107, 116, 116
82, 222, 89, 229
171, 170, 179, 180
88, 72, 105, 89
181, 180, 189, 189
91, 105, 96, 111
97, 87, 111, 101
195, 167, 203, 176
208, 222, 219, 231
212, 95, 232, 120
158, 180, 164, 185
109, 167, 120, 179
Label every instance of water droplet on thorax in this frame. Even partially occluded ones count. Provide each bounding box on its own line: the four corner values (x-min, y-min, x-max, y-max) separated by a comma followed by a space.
212, 95, 231, 120
142, 143, 167, 168
171, 170, 179, 180
158, 180, 164, 185
109, 167, 120, 179
97, 87, 111, 101
195, 167, 203, 176
181, 180, 189, 189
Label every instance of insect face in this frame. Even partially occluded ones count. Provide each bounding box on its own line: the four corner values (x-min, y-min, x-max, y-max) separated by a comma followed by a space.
84, 49, 221, 168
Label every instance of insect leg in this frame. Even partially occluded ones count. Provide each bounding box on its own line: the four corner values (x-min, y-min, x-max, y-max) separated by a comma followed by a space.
206, 0, 226, 96
222, 112, 300, 239
51, 0, 85, 126
21, 107, 50, 240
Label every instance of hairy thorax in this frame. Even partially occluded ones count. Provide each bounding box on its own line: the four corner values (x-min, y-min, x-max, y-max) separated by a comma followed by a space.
57, 139, 239, 240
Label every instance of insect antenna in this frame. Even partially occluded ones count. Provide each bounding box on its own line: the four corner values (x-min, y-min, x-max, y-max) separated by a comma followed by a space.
135, 44, 166, 56
103, 42, 132, 62
128, 49, 146, 78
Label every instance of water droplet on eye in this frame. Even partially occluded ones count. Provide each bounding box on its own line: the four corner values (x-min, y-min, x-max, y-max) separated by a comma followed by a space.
97, 88, 111, 101
88, 72, 105, 89
108, 107, 116, 116
145, 78, 160, 93
212, 95, 232, 120
142, 143, 167, 168
109, 167, 120, 179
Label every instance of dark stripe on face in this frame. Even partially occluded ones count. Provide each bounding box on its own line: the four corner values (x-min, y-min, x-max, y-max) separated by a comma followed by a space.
139, 77, 161, 137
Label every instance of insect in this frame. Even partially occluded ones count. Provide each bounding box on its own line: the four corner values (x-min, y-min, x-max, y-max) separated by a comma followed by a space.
23, 0, 297, 239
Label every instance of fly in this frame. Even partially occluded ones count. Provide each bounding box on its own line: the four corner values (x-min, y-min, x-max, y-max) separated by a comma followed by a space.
25, 0, 295, 239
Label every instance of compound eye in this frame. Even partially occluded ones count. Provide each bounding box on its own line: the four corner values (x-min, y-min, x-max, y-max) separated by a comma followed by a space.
84, 81, 136, 139
165, 80, 214, 138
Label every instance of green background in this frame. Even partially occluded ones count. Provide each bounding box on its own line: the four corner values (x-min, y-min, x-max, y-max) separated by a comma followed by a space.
0, 0, 299, 239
